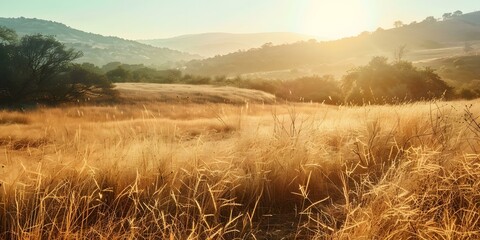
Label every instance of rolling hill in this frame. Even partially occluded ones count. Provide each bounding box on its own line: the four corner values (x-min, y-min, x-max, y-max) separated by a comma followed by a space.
0, 17, 201, 67
138, 32, 319, 57
418, 55, 480, 88
182, 11, 480, 78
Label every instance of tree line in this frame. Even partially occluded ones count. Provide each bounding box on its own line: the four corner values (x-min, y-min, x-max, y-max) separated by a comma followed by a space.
394, 10, 463, 28
103, 57, 461, 105
227, 57, 455, 105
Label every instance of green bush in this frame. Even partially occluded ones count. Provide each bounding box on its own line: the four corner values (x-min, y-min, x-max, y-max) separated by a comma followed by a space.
342, 57, 452, 104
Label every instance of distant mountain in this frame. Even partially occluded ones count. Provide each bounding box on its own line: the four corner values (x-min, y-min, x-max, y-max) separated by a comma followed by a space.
183, 11, 480, 77
0, 17, 200, 67
138, 32, 318, 57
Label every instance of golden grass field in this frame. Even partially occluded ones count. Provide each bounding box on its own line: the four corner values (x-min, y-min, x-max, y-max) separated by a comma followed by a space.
115, 83, 276, 104
0, 93, 480, 239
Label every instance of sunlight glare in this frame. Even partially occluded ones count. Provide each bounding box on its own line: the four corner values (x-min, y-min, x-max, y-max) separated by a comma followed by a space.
294, 0, 375, 39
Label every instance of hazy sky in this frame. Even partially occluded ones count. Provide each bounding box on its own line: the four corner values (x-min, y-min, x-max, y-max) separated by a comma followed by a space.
0, 0, 478, 40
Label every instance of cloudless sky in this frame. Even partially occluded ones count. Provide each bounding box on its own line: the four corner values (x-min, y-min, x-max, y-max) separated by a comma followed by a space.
0, 0, 478, 40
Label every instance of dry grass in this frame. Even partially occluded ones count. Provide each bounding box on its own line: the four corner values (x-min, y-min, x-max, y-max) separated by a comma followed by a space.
115, 83, 277, 104
0, 111, 30, 125
0, 100, 479, 239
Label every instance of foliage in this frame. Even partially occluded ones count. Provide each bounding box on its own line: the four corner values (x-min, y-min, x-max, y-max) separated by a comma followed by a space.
0, 17, 198, 66
393, 20, 404, 28
63, 65, 117, 101
106, 66, 131, 83
422, 16, 438, 23
442, 12, 453, 21
103, 64, 206, 84
97, 56, 479, 105
0, 28, 116, 104
0, 26, 17, 44
342, 57, 452, 104
420, 55, 480, 99
70, 54, 479, 105
453, 10, 464, 17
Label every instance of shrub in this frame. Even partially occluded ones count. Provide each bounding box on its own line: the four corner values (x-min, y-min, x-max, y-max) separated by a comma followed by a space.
342, 57, 452, 104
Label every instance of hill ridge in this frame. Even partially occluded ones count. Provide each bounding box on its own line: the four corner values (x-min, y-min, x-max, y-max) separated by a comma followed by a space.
139, 32, 319, 57
0, 17, 201, 67
182, 11, 480, 77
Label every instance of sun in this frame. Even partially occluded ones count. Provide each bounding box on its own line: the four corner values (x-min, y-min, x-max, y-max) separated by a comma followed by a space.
293, 0, 376, 39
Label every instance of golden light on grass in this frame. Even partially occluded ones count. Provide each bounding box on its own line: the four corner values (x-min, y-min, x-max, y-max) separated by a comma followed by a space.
0, 100, 479, 239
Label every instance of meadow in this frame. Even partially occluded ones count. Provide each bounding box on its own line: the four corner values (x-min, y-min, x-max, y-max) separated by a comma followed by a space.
0, 99, 479, 239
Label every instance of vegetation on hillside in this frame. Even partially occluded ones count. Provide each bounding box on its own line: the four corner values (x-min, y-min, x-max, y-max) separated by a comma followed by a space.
1, 21, 479, 106
0, 27, 116, 104
0, 17, 200, 67
183, 11, 480, 76
89, 57, 461, 105
418, 55, 480, 99
343, 57, 452, 104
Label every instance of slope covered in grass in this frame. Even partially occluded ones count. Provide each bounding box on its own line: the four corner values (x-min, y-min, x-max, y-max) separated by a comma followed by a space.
115, 83, 277, 104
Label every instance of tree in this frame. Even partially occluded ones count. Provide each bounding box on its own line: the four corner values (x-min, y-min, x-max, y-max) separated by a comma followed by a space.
9, 34, 83, 101
452, 10, 463, 17
261, 42, 273, 48
58, 65, 117, 101
394, 21, 404, 28
393, 45, 408, 62
0, 28, 116, 104
106, 66, 131, 82
0, 26, 18, 44
0, 29, 15, 99
79, 62, 103, 74
442, 13, 452, 21
422, 16, 437, 23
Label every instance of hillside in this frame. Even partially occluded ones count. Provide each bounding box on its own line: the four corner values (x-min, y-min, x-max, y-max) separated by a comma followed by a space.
418, 55, 480, 92
0, 17, 200, 67
183, 11, 480, 77
139, 32, 318, 57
